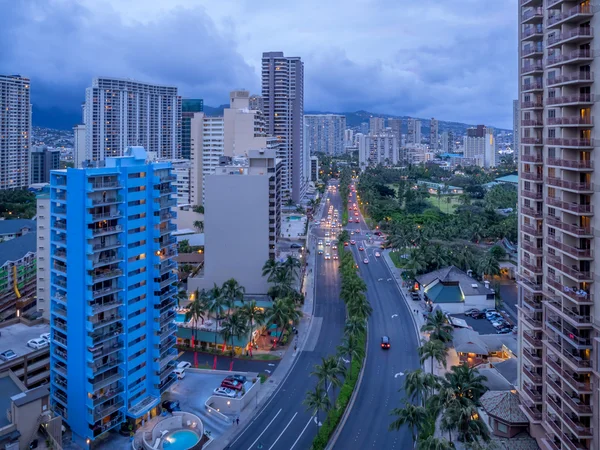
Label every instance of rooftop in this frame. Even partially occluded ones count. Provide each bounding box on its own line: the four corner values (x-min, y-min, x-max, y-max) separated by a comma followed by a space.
492, 358, 519, 386
0, 322, 50, 367
0, 232, 37, 267
477, 367, 514, 391
417, 266, 494, 297
452, 328, 488, 355
0, 376, 22, 428
496, 174, 519, 185
480, 390, 528, 424
0, 219, 36, 236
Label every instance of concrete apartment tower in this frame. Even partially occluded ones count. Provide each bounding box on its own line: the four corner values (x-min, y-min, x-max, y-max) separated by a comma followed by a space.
464, 125, 497, 168
181, 99, 204, 160
36, 187, 51, 320
430, 118, 439, 151
517, 3, 598, 450
0, 75, 31, 189
48, 147, 178, 447
304, 114, 346, 155
84, 77, 182, 163
513, 99, 520, 153
407, 118, 421, 145
30, 146, 60, 184
388, 118, 402, 143
262, 51, 306, 203
369, 117, 385, 134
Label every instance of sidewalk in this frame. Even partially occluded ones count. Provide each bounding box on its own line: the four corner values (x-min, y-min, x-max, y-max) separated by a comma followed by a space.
211, 214, 319, 450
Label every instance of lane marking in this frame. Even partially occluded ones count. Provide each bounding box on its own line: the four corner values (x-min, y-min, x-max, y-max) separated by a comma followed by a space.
290, 415, 315, 450
246, 409, 282, 450
391, 314, 398, 319
394, 372, 404, 378
268, 412, 298, 450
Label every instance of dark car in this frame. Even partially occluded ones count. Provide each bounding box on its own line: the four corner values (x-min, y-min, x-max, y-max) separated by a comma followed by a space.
290, 243, 303, 249
162, 400, 181, 413
231, 374, 247, 383
472, 312, 486, 319
381, 336, 390, 349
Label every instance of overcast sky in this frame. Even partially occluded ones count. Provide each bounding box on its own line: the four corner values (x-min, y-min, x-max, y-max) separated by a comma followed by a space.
0, 0, 518, 128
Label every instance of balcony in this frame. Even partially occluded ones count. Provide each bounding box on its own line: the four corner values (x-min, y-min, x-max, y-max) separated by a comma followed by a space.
52, 263, 67, 274
523, 348, 543, 366
546, 158, 593, 170
93, 254, 124, 268
520, 171, 543, 181
561, 391, 593, 416
521, 311, 543, 329
89, 313, 123, 330
547, 236, 592, 258
93, 400, 124, 422
547, 255, 593, 281
91, 211, 122, 223
546, 178, 593, 192
522, 7, 544, 24
91, 269, 123, 283
90, 384, 124, 408
547, 4, 594, 28
91, 196, 120, 206
547, 318, 592, 348
523, 293, 543, 310
546, 276, 593, 305
545, 216, 593, 236
89, 180, 120, 191
522, 259, 543, 274
546, 197, 593, 213
521, 385, 543, 403
91, 225, 123, 237
546, 50, 593, 68
521, 206, 543, 219
521, 153, 543, 163
523, 366, 543, 384
521, 99, 544, 109
521, 137, 543, 145
546, 298, 592, 327
521, 80, 543, 91
547, 27, 594, 48
521, 222, 543, 236
89, 356, 123, 375
521, 239, 543, 254
521, 189, 543, 200
521, 118, 543, 127
90, 325, 124, 346
88, 339, 124, 360
522, 27, 544, 41
520, 404, 542, 423
546, 95, 594, 108
547, 116, 594, 128
90, 369, 124, 393
546, 357, 593, 393
521, 0, 542, 6
523, 330, 543, 348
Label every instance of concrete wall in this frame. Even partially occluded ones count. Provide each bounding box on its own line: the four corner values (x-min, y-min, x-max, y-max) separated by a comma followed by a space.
189, 173, 270, 294
13, 394, 49, 450
36, 194, 50, 320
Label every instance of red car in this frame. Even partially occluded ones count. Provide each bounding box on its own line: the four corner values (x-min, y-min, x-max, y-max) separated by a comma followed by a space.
354, 212, 359, 216
350, 240, 356, 245
358, 246, 365, 251
221, 378, 244, 391
344, 242, 349, 247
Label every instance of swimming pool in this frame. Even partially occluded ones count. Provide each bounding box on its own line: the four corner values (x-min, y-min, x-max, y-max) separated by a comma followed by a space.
175, 313, 187, 323
162, 430, 200, 450
288, 216, 302, 221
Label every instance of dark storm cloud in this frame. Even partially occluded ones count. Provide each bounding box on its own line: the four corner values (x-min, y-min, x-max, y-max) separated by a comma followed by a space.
0, 0, 256, 112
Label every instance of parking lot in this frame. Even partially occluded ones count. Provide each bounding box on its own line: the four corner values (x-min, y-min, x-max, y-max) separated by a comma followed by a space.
451, 312, 516, 335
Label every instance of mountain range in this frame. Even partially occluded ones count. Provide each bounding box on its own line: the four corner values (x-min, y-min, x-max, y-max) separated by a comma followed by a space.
32, 104, 511, 135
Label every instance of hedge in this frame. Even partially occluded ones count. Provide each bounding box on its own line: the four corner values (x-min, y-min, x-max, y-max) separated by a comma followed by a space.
310, 243, 367, 450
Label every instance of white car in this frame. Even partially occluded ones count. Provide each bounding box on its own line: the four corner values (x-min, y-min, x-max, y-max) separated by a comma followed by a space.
325, 240, 331, 246
325, 232, 330, 237
27, 338, 48, 350
177, 361, 191, 370
214, 387, 237, 398
40, 333, 51, 343
363, 258, 369, 264
318, 240, 323, 246
325, 253, 331, 260
375, 252, 381, 258
0, 350, 17, 361
173, 368, 186, 379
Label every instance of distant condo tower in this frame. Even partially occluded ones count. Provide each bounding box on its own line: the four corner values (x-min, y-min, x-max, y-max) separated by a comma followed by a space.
84, 77, 182, 163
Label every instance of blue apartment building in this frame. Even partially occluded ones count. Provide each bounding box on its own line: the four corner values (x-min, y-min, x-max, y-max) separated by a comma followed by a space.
49, 147, 178, 447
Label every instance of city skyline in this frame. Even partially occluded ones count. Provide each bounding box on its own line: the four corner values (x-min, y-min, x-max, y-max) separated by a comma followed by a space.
0, 0, 517, 129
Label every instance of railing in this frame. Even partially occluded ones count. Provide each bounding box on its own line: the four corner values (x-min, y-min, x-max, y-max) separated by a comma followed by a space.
547, 318, 592, 347
547, 236, 592, 258
90, 181, 120, 190
520, 171, 543, 181
93, 255, 123, 267
522, 313, 543, 329
523, 348, 543, 365
521, 153, 543, 162
521, 137, 543, 145
91, 211, 122, 222
90, 357, 123, 374
90, 370, 124, 392
546, 95, 594, 106
546, 216, 593, 235
547, 73, 594, 88
521, 189, 543, 200
522, 385, 543, 402
546, 255, 593, 280
546, 158, 593, 169
545, 177, 593, 191
521, 239, 543, 254
547, 116, 593, 126
523, 366, 543, 384
547, 27, 594, 46
92, 269, 123, 282
53, 221, 67, 230
93, 241, 122, 251
93, 400, 124, 422
523, 293, 543, 310
523, 331, 543, 347
521, 100, 543, 108
546, 357, 593, 392
546, 299, 592, 326
522, 80, 543, 89
522, 7, 544, 22
522, 259, 543, 273
521, 404, 542, 422
91, 197, 119, 205
52, 263, 67, 273
521, 223, 543, 236
92, 225, 123, 236
521, 119, 543, 126
522, 27, 543, 39
548, 4, 593, 27
545, 197, 593, 213
546, 276, 593, 304
521, 206, 543, 218
546, 50, 593, 66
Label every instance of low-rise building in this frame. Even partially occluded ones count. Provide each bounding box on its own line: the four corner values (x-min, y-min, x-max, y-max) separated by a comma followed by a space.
416, 266, 495, 314
0, 233, 37, 320
0, 220, 35, 243
480, 391, 530, 439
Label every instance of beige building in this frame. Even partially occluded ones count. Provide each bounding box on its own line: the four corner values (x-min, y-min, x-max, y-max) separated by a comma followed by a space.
517, 2, 598, 450
188, 148, 282, 294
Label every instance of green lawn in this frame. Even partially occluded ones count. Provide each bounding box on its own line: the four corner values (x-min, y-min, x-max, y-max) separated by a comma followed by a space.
425, 195, 461, 214
237, 353, 281, 361
389, 251, 407, 268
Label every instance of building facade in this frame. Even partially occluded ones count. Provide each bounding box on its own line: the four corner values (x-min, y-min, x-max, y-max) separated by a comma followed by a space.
464, 125, 497, 168
430, 118, 439, 150
407, 118, 422, 145
513, 99, 520, 152
189, 148, 281, 295
0, 233, 37, 321
262, 51, 306, 202
0, 75, 31, 190
49, 147, 178, 446
223, 90, 266, 157
369, 117, 385, 134
36, 188, 51, 320
517, 3, 598, 450
388, 118, 402, 143
84, 77, 182, 163
304, 114, 346, 156
30, 146, 60, 184
310, 155, 319, 182
249, 95, 263, 113
181, 99, 204, 160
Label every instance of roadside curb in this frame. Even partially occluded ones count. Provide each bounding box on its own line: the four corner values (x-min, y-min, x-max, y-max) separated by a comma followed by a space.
325, 324, 369, 450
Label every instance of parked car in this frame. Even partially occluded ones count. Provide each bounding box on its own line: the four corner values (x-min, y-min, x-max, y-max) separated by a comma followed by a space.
221, 379, 244, 391
231, 374, 247, 383
0, 350, 17, 361
472, 312, 486, 319
27, 338, 48, 350
173, 368, 186, 379
162, 400, 181, 413
214, 387, 237, 398
464, 309, 480, 316
177, 361, 191, 370
40, 333, 51, 343
290, 243, 303, 249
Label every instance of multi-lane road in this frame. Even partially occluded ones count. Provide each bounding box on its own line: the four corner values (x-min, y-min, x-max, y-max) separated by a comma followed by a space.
226, 183, 346, 450
332, 185, 420, 450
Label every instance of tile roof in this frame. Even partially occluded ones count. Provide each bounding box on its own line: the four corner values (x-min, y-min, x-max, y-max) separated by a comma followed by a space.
453, 328, 488, 355
0, 232, 37, 267
492, 432, 540, 450
0, 219, 36, 236
493, 358, 519, 386
481, 390, 528, 423
416, 266, 494, 296
477, 367, 513, 391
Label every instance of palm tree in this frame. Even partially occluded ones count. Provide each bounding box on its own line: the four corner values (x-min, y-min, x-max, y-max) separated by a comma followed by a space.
442, 401, 490, 443
221, 278, 245, 318
389, 403, 428, 447
427, 243, 447, 270
176, 288, 189, 307
220, 311, 249, 371
404, 248, 428, 277
311, 356, 345, 403
416, 436, 455, 450
420, 310, 454, 343
338, 230, 350, 243
346, 296, 373, 319
336, 334, 364, 367
419, 339, 448, 374
340, 277, 367, 304
282, 255, 302, 284
344, 316, 367, 339
443, 363, 488, 403
239, 300, 266, 341
477, 253, 500, 280
207, 284, 226, 349
193, 220, 204, 232
266, 297, 301, 347
262, 258, 279, 281
303, 385, 331, 427
185, 290, 207, 367
403, 369, 440, 407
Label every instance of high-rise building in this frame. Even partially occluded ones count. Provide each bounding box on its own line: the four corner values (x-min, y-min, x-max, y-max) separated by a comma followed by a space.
262, 51, 306, 202
357, 133, 369, 170
189, 148, 282, 294
357, 133, 398, 168
0, 75, 31, 189
249, 95, 263, 113
369, 117, 385, 134
407, 118, 421, 145
344, 129, 355, 148
430, 118, 439, 151
310, 156, 319, 182
517, 4, 597, 449
49, 147, 178, 447
36, 187, 51, 320
304, 114, 346, 155
30, 145, 60, 184
513, 99, 520, 152
223, 90, 266, 157
84, 77, 182, 163
169, 159, 191, 205
73, 125, 87, 169
182, 99, 204, 160
388, 118, 402, 143
464, 125, 497, 168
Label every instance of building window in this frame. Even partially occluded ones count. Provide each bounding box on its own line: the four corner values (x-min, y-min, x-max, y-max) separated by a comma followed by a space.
497, 422, 508, 433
